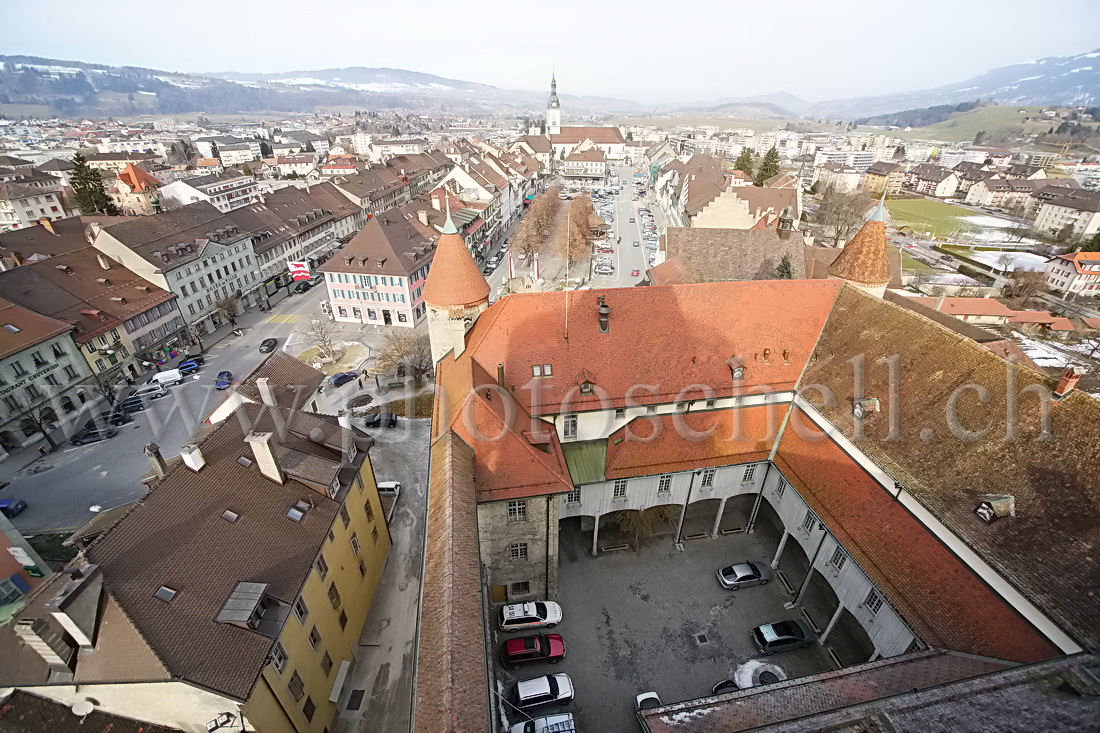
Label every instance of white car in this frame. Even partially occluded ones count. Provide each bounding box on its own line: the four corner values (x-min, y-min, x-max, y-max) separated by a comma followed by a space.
499, 601, 563, 631
515, 673, 574, 709
509, 714, 575, 733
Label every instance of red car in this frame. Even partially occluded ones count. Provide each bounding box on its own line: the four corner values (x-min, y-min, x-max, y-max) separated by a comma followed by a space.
501, 633, 566, 670
631, 268, 640, 276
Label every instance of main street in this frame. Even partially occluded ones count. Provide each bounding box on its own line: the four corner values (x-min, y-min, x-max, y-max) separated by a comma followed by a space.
0, 284, 371, 534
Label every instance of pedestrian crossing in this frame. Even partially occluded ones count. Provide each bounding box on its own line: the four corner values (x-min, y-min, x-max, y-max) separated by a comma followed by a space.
266, 314, 303, 324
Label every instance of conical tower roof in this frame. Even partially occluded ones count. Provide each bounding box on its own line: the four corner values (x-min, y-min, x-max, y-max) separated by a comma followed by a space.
828, 196, 890, 286
422, 208, 490, 309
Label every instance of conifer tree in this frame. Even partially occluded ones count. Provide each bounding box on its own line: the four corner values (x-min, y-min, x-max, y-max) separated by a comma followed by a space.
734, 147, 755, 178
754, 146, 781, 186
70, 153, 120, 215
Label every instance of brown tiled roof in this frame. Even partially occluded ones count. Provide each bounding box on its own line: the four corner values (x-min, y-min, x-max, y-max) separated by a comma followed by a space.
234, 350, 324, 411
99, 201, 232, 269
826, 218, 890, 285
0, 689, 181, 733
664, 227, 807, 281
646, 256, 693, 286
803, 285, 1100, 650
421, 227, 490, 309
0, 296, 74, 360
550, 126, 626, 145
414, 431, 490, 733
0, 247, 176, 345
0, 217, 99, 259
909, 296, 1016, 317
316, 211, 436, 278
82, 403, 363, 700
116, 163, 161, 193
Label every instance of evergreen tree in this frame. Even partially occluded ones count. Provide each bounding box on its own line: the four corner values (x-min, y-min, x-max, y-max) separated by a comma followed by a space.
734, 147, 755, 178
209, 142, 220, 159
776, 254, 795, 279
754, 146, 781, 186
70, 153, 120, 215
1083, 232, 1100, 252
259, 139, 273, 157
304, 141, 315, 153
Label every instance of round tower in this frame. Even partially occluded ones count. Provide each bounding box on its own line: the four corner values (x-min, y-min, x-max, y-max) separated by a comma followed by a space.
546, 73, 561, 135
827, 195, 891, 297
422, 208, 491, 363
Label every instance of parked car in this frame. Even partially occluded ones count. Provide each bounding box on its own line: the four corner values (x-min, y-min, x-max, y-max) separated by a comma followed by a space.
330, 371, 357, 387
635, 691, 662, 711
259, 338, 278, 353
0, 498, 28, 518
515, 673, 574, 709
508, 714, 575, 733
70, 424, 118, 446
86, 410, 133, 427
147, 370, 182, 388
499, 601, 563, 631
130, 382, 169, 400
363, 412, 398, 428
177, 359, 201, 375
293, 279, 313, 293
215, 371, 233, 390
752, 619, 815, 655
633, 241, 640, 247
629, 217, 635, 222
184, 351, 205, 365
502, 633, 566, 670
711, 679, 739, 694
631, 269, 640, 277
717, 561, 773, 590
117, 395, 148, 413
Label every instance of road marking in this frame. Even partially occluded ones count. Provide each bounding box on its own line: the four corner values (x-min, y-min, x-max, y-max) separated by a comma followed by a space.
213, 342, 232, 349
266, 314, 303, 323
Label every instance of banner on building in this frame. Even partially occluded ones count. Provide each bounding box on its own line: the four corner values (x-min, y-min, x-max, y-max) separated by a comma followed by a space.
287, 261, 312, 281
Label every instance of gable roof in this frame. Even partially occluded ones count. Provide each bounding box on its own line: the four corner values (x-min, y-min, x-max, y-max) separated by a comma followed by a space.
234, 350, 325, 410
0, 295, 74, 359
664, 227, 807, 281
550, 126, 626, 145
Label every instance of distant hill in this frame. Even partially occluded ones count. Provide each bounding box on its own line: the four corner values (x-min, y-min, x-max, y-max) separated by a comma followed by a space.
856, 100, 985, 129
808, 49, 1100, 119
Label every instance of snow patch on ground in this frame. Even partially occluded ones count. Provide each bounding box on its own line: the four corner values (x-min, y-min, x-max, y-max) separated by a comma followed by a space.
1013, 332, 1089, 368
966, 250, 1050, 271
663, 707, 722, 723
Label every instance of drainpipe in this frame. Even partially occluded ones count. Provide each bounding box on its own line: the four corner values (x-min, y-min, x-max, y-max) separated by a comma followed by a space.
674, 470, 702, 549
794, 524, 828, 606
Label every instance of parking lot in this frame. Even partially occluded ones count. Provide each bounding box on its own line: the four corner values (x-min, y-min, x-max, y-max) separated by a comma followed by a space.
495, 521, 840, 733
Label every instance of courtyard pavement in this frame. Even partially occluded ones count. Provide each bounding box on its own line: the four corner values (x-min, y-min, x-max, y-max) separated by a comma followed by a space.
494, 522, 844, 733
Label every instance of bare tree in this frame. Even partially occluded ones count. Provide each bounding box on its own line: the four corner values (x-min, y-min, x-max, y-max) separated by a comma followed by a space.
307, 317, 340, 361
815, 185, 873, 246
613, 506, 677, 549
213, 296, 240, 326
1003, 268, 1048, 305
374, 329, 433, 383
512, 186, 561, 260
557, 194, 596, 264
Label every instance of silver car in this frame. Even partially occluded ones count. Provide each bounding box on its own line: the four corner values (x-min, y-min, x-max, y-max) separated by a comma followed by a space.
717, 561, 773, 590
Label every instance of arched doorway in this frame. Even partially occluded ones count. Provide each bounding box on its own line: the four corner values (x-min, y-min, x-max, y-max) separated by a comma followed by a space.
60, 396, 76, 413
0, 431, 19, 450
820, 606, 875, 667
19, 418, 39, 438
598, 504, 679, 553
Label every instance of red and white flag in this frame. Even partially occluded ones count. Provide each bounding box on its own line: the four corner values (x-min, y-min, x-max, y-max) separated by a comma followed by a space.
533, 252, 540, 280
288, 261, 311, 281
508, 253, 515, 279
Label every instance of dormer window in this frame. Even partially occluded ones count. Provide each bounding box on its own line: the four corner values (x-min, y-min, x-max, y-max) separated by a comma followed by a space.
732, 366, 744, 380
580, 382, 593, 394
727, 355, 745, 381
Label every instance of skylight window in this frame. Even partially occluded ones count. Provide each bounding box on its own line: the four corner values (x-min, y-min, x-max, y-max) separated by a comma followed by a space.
3, 324, 19, 333
222, 509, 239, 523
154, 585, 177, 602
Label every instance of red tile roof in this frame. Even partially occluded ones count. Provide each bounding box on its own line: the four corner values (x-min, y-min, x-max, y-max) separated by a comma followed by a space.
465, 281, 843, 414
827, 218, 890, 285
605, 405, 786, 479
775, 410, 1058, 663
1053, 250, 1100, 274
910, 296, 1017, 318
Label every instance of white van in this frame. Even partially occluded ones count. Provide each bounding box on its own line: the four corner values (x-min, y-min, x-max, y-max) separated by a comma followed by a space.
130, 382, 168, 400
149, 369, 183, 388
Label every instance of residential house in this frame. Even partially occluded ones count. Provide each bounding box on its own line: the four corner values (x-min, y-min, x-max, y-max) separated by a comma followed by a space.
0, 297, 95, 458
318, 207, 437, 328
965, 178, 1043, 211
860, 161, 905, 197
906, 296, 1017, 325
34, 158, 76, 188
90, 202, 264, 337
1044, 249, 1100, 295
509, 135, 553, 173
1003, 163, 1046, 181
205, 350, 325, 423
82, 152, 161, 174
0, 399, 390, 733
1024, 181, 1083, 220
0, 247, 186, 384
275, 156, 320, 179
692, 186, 800, 230
1, 513, 52, 607
364, 138, 427, 164
0, 181, 68, 233
1034, 190, 1100, 240
158, 171, 261, 214
108, 164, 163, 216
320, 158, 362, 178
951, 161, 998, 195
218, 143, 258, 166
560, 147, 607, 186
813, 162, 862, 194
905, 164, 959, 197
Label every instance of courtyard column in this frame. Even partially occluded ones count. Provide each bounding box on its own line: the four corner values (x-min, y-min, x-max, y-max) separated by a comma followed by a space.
771, 529, 789, 569
591, 513, 600, 556
710, 497, 728, 538
819, 604, 845, 644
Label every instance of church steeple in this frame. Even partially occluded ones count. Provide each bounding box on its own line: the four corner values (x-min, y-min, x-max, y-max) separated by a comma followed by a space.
546, 72, 561, 135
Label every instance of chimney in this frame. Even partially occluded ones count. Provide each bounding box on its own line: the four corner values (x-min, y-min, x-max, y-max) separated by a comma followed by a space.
497, 363, 505, 387
44, 564, 103, 648
256, 377, 278, 407
180, 443, 206, 471
935, 295, 946, 311
417, 209, 429, 226
144, 442, 167, 478
597, 296, 611, 334
246, 431, 285, 484
337, 409, 352, 430
97, 253, 112, 270
1054, 366, 1085, 401
37, 217, 56, 235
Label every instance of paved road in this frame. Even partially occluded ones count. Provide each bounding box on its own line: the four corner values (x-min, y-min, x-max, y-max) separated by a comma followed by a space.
0, 285, 360, 534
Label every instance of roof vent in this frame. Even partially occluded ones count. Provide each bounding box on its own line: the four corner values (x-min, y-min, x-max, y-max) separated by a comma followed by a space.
55, 264, 73, 274
180, 443, 206, 472
597, 295, 610, 333
853, 397, 880, 419
975, 494, 1015, 523
216, 581, 270, 629
97, 277, 110, 286
1053, 366, 1085, 401
111, 296, 127, 304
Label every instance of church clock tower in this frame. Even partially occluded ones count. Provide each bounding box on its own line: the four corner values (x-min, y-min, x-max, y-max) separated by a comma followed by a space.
546, 73, 561, 135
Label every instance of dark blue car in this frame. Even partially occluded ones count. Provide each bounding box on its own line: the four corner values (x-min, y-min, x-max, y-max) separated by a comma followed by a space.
0, 498, 28, 518
215, 371, 233, 390
330, 371, 357, 387
178, 359, 201, 375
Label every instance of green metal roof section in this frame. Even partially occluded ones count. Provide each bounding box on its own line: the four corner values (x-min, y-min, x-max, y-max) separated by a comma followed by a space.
562, 441, 607, 485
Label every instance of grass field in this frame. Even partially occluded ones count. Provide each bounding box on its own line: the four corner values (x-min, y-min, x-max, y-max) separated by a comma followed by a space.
901, 251, 935, 273
0, 103, 53, 118
888, 105, 1098, 143
886, 199, 977, 237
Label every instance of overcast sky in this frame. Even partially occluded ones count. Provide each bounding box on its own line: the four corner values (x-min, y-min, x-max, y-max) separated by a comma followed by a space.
5, 0, 1099, 105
